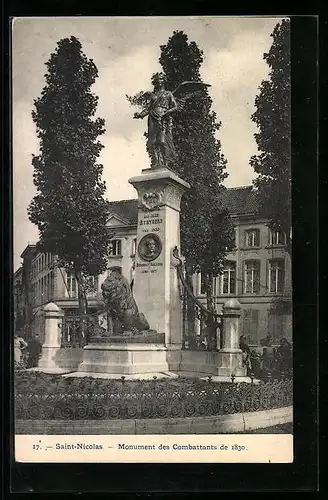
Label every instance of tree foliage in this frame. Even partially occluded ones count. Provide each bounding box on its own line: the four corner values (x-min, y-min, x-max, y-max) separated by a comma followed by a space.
128, 31, 235, 280
250, 19, 291, 248
28, 36, 111, 313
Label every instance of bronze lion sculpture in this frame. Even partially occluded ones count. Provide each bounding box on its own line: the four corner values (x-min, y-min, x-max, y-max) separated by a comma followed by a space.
101, 268, 150, 334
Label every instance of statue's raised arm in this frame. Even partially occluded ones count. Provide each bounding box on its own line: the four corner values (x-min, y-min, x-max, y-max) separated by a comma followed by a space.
131, 72, 210, 170
132, 91, 153, 120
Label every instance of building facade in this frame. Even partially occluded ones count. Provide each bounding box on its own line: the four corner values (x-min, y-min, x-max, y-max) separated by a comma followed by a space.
15, 187, 292, 347
17, 246, 102, 342
13, 266, 24, 334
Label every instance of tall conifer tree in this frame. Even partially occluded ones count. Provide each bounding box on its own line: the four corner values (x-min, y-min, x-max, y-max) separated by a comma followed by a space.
250, 20, 291, 252
28, 36, 111, 319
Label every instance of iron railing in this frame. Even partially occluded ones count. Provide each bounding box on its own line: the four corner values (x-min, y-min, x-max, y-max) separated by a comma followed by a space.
173, 247, 223, 350
14, 372, 293, 421
61, 310, 103, 347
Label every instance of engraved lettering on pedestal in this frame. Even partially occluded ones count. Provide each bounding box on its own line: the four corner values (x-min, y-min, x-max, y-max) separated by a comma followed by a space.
138, 233, 162, 262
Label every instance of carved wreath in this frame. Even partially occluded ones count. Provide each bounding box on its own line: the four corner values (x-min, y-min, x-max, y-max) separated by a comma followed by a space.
140, 190, 164, 211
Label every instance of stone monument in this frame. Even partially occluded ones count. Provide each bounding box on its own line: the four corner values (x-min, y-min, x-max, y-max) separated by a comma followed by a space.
129, 167, 190, 347
37, 302, 67, 374
76, 169, 190, 375
217, 299, 246, 377
75, 73, 212, 376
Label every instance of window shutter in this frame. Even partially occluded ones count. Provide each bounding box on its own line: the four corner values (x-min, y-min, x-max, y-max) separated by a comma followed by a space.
243, 309, 252, 344
250, 310, 259, 345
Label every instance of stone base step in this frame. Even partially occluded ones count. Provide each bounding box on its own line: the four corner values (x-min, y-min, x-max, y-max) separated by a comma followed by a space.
62, 370, 260, 383
26, 367, 72, 375
63, 371, 178, 380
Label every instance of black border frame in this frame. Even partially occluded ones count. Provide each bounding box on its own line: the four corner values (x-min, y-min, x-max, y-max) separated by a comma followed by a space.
2, 8, 319, 495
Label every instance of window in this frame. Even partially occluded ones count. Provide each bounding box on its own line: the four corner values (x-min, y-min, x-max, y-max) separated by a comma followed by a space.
109, 239, 122, 256
268, 259, 285, 293
200, 273, 207, 295
87, 276, 98, 297
245, 229, 260, 247
244, 261, 260, 294
131, 238, 137, 256
221, 262, 236, 294
200, 273, 219, 296
66, 271, 77, 298
269, 229, 286, 246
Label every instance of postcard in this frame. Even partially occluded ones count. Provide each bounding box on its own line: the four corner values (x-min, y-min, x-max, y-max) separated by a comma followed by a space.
13, 15, 293, 464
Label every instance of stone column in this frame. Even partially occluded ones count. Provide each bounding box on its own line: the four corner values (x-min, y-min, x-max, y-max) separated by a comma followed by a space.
76, 168, 190, 376
38, 302, 66, 373
128, 168, 190, 347
217, 298, 246, 377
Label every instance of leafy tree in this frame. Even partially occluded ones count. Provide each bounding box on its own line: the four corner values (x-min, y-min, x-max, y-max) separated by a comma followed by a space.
250, 19, 291, 252
128, 31, 235, 345
28, 36, 111, 322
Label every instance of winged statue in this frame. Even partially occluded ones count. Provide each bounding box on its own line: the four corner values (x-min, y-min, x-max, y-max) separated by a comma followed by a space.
132, 72, 210, 169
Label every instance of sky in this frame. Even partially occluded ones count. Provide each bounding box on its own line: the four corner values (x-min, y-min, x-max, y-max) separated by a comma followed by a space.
12, 16, 283, 271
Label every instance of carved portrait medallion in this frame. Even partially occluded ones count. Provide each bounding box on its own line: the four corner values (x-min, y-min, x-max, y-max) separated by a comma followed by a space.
138, 233, 162, 262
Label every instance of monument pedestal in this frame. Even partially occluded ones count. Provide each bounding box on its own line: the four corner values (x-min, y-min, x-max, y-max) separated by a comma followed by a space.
128, 167, 190, 347
77, 167, 190, 376
77, 343, 169, 375
217, 299, 246, 377
37, 302, 69, 374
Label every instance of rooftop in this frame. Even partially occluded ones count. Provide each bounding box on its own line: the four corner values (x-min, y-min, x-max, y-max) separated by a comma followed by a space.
108, 199, 139, 225
221, 186, 259, 215
108, 186, 259, 224
20, 187, 260, 259
20, 244, 37, 259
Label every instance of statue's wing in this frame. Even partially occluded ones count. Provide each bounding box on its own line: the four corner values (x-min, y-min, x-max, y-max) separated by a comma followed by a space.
172, 81, 210, 111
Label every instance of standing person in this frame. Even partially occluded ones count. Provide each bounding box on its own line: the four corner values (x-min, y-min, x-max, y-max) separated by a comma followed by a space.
250, 350, 262, 379
27, 334, 42, 368
14, 334, 28, 365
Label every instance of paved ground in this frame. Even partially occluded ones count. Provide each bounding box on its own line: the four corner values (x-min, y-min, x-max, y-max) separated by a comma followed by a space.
238, 423, 293, 434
